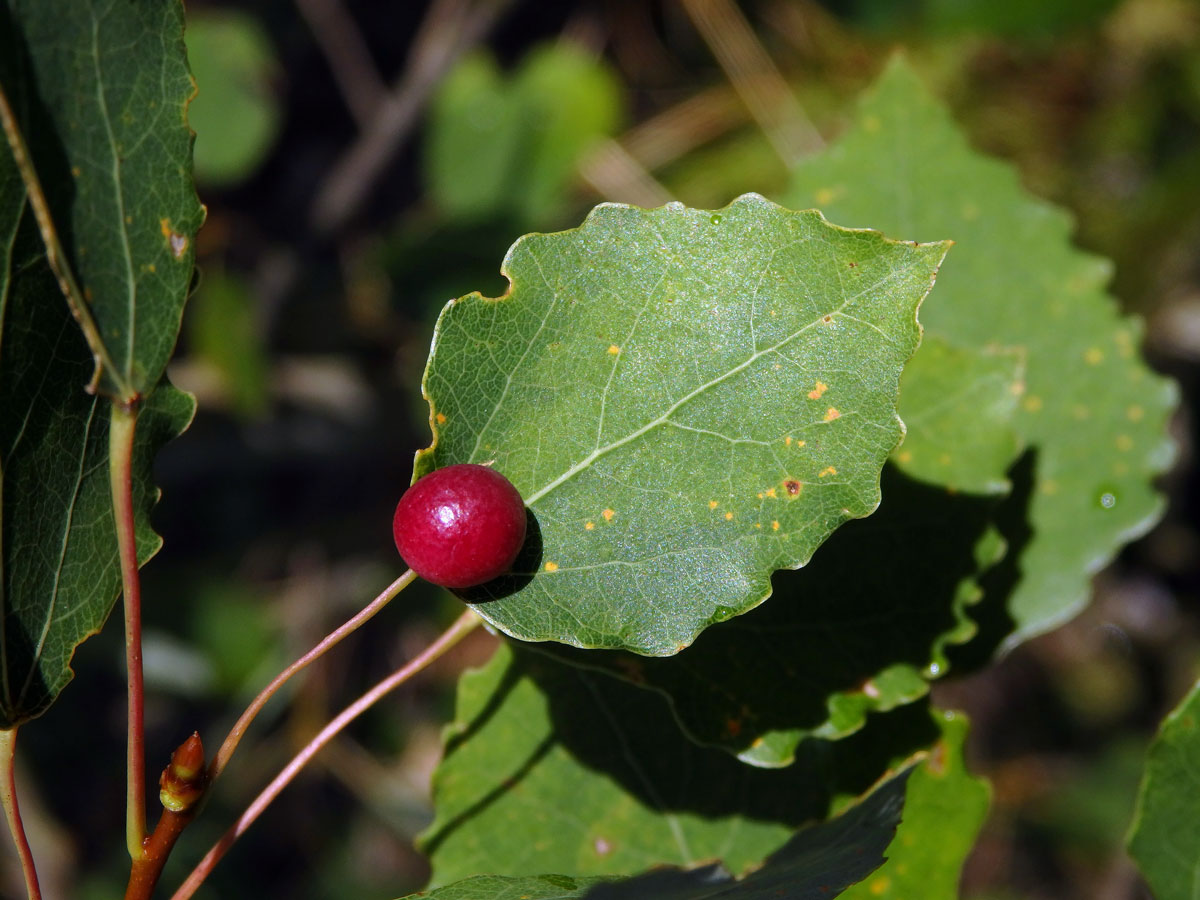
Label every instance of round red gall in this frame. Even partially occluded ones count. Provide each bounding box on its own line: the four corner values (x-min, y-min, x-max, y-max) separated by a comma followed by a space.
393, 463, 527, 589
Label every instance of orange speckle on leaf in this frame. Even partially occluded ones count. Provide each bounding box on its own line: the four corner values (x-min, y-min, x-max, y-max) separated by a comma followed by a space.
435, 412, 447, 424
897, 450, 913, 464
818, 466, 837, 478
823, 407, 840, 422
607, 344, 620, 355
757, 492, 764, 499
71, 166, 81, 177
784, 435, 792, 446
724, 511, 733, 520
585, 521, 595, 530
602, 508, 614, 521
544, 562, 559, 572
796, 440, 806, 448
772, 520, 780, 531
815, 187, 836, 206
869, 876, 891, 895
765, 488, 777, 498
709, 500, 719, 509
808, 381, 828, 400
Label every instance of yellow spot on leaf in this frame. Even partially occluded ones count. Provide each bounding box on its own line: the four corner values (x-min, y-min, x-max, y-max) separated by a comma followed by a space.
1085, 347, 1104, 365
864, 114, 881, 132
709, 500, 719, 509
585, 521, 595, 530
1042, 480, 1060, 495
796, 440, 806, 448
938, 453, 951, 465
1127, 405, 1144, 422
608, 344, 620, 355
815, 187, 836, 206
1011, 380, 1026, 396
435, 412, 447, 424
544, 562, 559, 572
1072, 404, 1089, 420
754, 522, 761, 528
757, 492, 764, 499
1116, 434, 1133, 451
784, 436, 792, 446
819, 466, 837, 477
1023, 395, 1043, 412
823, 407, 840, 422
807, 381, 828, 400
724, 511, 733, 520
602, 508, 615, 521
869, 876, 890, 895
772, 520, 780, 531
897, 450, 913, 464
71, 166, 81, 177
961, 202, 979, 220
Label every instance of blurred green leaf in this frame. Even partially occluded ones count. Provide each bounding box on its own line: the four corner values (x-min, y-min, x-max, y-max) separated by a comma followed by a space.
426, 53, 523, 223
425, 44, 622, 227
1127, 679, 1200, 900
187, 269, 269, 417
785, 57, 1177, 651
186, 10, 281, 187
404, 769, 907, 899
417, 195, 948, 655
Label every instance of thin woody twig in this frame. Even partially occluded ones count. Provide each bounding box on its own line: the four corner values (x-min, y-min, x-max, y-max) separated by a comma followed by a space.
308, 0, 516, 236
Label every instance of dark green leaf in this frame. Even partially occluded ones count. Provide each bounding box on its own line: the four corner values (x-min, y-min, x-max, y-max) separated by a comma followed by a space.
420, 641, 943, 886
0, 0, 204, 399
542, 464, 1006, 765
418, 194, 950, 655
1127, 679, 1200, 900
403, 770, 908, 899
784, 58, 1176, 649
838, 710, 989, 900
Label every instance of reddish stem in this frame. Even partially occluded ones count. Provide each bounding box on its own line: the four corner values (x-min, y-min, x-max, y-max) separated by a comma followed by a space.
207, 568, 418, 784
170, 608, 482, 900
110, 403, 146, 859
125, 734, 208, 900
0, 728, 42, 900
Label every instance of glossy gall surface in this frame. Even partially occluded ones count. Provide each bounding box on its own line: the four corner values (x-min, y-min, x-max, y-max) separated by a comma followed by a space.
393, 463, 527, 589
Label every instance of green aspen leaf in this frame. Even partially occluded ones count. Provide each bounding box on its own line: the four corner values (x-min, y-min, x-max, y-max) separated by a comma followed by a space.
0, 0, 204, 400
838, 710, 989, 900
417, 194, 950, 656
1127, 679, 1200, 900
892, 337, 1024, 495
402, 770, 907, 899
784, 58, 1177, 649
541, 465, 1006, 766
420, 641, 940, 887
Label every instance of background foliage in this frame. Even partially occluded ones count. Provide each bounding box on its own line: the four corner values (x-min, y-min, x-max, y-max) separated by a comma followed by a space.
1, 1, 1198, 899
